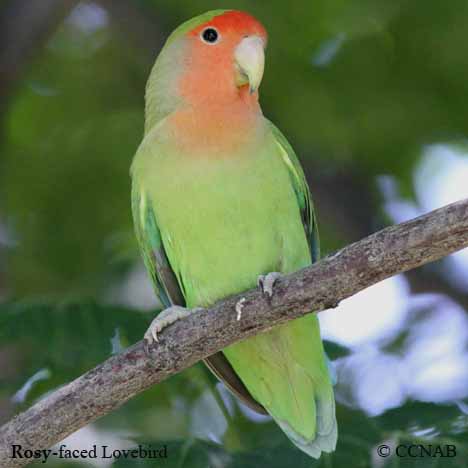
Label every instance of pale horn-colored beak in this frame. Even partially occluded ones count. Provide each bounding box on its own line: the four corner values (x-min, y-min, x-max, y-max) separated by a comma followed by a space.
234, 36, 265, 94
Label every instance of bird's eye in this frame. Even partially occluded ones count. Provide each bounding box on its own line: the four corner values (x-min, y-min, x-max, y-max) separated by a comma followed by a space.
201, 28, 219, 44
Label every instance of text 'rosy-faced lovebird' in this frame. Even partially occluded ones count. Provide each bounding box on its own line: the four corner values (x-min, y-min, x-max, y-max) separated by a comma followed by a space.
131, 10, 337, 458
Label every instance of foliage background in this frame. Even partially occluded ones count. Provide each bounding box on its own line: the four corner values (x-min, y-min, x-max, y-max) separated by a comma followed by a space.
1, 1, 468, 466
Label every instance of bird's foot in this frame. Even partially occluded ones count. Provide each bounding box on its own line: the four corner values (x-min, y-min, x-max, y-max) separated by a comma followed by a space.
144, 305, 204, 349
257, 272, 282, 298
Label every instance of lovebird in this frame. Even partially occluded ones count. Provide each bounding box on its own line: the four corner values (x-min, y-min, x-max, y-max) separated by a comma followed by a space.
131, 10, 337, 458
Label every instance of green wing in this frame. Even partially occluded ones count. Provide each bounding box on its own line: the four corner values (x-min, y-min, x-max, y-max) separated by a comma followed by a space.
131, 180, 184, 308
267, 120, 320, 263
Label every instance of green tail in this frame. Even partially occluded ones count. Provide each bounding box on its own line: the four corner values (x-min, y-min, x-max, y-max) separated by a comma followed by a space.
223, 314, 337, 458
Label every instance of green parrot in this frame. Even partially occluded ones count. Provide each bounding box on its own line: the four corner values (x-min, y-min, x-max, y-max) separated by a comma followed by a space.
131, 9, 337, 458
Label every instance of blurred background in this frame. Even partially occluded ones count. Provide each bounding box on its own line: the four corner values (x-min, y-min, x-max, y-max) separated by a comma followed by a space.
1, 1, 468, 466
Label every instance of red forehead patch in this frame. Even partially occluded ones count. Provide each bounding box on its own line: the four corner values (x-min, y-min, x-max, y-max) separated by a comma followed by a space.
190, 10, 267, 42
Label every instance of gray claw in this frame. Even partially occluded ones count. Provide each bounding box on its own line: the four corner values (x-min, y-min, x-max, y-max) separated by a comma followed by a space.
257, 272, 282, 298
235, 297, 246, 321
144, 306, 203, 349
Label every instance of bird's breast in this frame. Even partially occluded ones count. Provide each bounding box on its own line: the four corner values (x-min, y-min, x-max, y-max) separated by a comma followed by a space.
141, 126, 310, 307
166, 100, 263, 156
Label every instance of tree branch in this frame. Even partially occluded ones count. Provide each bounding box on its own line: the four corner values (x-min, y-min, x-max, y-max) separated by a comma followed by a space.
1, 199, 468, 465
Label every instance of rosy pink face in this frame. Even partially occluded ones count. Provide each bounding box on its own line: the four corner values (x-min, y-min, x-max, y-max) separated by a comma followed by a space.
179, 11, 268, 104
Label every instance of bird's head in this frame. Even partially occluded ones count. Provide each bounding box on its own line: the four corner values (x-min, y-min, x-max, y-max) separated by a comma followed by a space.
145, 10, 268, 133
